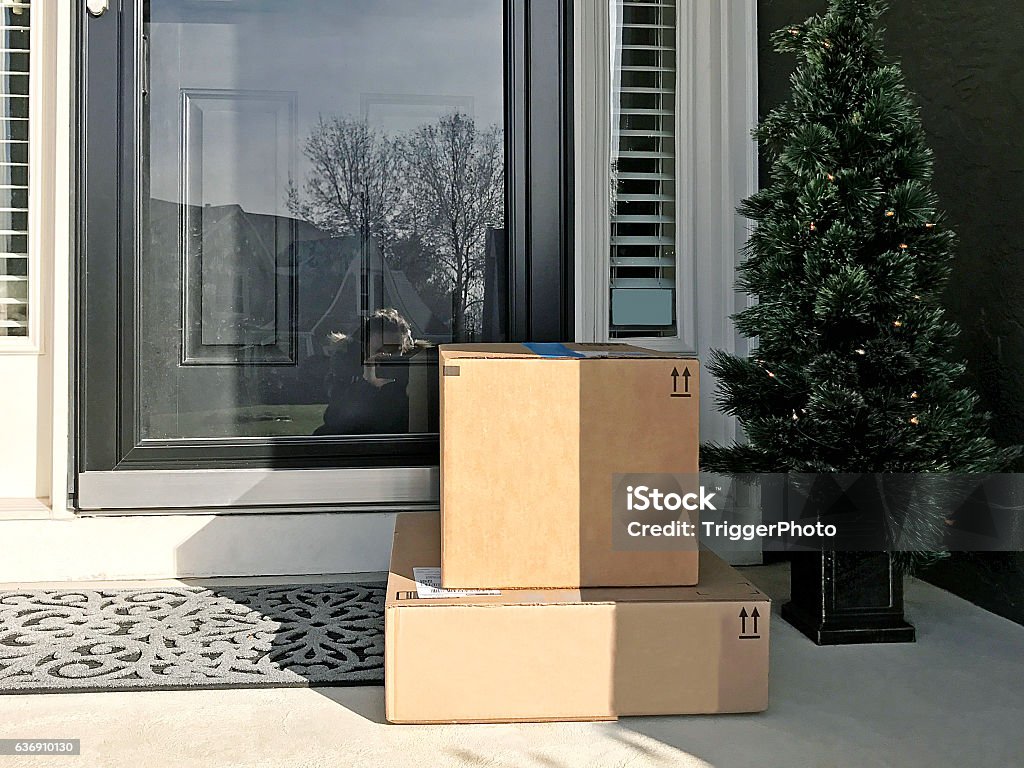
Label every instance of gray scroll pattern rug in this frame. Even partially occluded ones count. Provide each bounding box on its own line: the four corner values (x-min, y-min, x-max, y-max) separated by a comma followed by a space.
0, 582, 385, 694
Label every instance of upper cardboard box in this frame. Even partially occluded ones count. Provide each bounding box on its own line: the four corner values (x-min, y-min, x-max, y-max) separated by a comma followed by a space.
439, 342, 700, 590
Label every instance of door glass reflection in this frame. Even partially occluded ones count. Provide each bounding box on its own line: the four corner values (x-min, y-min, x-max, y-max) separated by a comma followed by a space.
141, 0, 506, 439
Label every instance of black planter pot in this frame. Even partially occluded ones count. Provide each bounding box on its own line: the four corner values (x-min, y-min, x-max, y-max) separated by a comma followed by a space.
782, 551, 916, 645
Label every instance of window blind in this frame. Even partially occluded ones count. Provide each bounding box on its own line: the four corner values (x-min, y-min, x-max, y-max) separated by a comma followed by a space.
0, 1, 29, 339
610, 0, 676, 338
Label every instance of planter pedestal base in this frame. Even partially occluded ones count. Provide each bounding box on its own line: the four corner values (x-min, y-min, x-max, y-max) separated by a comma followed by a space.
782, 551, 916, 645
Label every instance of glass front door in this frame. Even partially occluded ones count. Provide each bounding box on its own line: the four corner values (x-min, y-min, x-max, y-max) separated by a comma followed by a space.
141, 0, 504, 441
78, 0, 572, 508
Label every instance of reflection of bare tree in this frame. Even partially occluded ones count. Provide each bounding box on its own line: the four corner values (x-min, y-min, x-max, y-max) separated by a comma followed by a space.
401, 114, 504, 340
287, 117, 402, 248
288, 113, 503, 341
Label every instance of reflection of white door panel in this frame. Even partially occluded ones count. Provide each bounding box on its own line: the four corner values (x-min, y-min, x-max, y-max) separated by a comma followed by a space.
183, 89, 297, 216
361, 93, 475, 135
179, 90, 298, 364
575, 0, 761, 563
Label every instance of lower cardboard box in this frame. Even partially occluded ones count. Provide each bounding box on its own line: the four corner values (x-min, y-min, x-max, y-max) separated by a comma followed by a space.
385, 513, 770, 724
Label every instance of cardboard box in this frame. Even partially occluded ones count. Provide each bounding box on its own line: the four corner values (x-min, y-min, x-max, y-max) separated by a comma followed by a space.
439, 342, 700, 588
385, 513, 770, 724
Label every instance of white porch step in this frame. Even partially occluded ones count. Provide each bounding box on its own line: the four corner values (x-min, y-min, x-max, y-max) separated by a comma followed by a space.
0, 510, 399, 582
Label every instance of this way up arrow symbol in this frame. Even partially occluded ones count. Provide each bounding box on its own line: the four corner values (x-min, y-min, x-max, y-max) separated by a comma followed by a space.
670, 367, 692, 397
751, 607, 760, 635
739, 607, 748, 635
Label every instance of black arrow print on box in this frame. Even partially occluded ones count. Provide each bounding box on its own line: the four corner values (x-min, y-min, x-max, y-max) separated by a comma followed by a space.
670, 366, 692, 398
739, 606, 761, 639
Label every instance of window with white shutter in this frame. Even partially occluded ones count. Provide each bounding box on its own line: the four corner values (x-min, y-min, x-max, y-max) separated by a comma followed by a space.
0, 0, 29, 341
609, 0, 676, 338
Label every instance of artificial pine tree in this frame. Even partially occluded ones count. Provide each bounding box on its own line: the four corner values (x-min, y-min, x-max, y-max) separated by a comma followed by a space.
703, 0, 1017, 644
703, 0, 1016, 477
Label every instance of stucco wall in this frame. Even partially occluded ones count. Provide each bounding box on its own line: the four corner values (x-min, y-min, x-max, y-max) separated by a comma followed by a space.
758, 0, 1024, 453
0, 355, 49, 499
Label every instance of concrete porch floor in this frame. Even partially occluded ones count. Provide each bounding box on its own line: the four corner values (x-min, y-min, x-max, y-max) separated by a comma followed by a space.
0, 564, 1022, 768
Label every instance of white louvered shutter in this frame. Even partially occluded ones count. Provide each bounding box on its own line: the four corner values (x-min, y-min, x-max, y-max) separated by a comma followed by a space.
610, 0, 676, 338
0, 1, 29, 339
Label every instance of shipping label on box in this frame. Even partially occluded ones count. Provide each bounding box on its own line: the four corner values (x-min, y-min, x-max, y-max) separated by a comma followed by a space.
411, 567, 501, 599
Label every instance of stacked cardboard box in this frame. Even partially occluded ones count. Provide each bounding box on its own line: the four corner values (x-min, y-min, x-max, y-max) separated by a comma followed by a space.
384, 343, 770, 723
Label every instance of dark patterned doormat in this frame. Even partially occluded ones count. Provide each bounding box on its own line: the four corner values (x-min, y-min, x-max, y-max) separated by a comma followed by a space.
0, 582, 385, 694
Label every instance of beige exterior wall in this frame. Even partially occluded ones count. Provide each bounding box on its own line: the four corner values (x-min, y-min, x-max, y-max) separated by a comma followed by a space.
0, 357, 48, 499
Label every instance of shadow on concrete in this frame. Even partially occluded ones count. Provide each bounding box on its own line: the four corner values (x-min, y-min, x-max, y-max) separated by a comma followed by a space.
168, 511, 397, 724
309, 685, 387, 725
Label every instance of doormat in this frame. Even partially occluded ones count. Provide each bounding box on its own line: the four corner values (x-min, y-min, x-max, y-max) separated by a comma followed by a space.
0, 582, 385, 694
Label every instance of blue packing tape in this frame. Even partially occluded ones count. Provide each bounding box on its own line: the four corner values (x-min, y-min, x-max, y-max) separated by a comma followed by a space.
522, 342, 585, 358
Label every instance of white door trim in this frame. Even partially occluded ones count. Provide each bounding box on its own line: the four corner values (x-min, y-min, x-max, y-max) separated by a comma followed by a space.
574, 0, 758, 451
572, 0, 612, 349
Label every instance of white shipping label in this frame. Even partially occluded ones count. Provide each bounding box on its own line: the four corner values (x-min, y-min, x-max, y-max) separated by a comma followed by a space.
412, 567, 501, 599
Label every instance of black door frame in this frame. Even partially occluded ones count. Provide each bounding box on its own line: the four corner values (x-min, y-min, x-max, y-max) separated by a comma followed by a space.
74, 0, 574, 482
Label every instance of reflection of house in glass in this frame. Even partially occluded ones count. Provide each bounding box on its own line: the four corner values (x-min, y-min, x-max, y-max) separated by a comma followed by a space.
143, 199, 447, 434
301, 234, 437, 355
